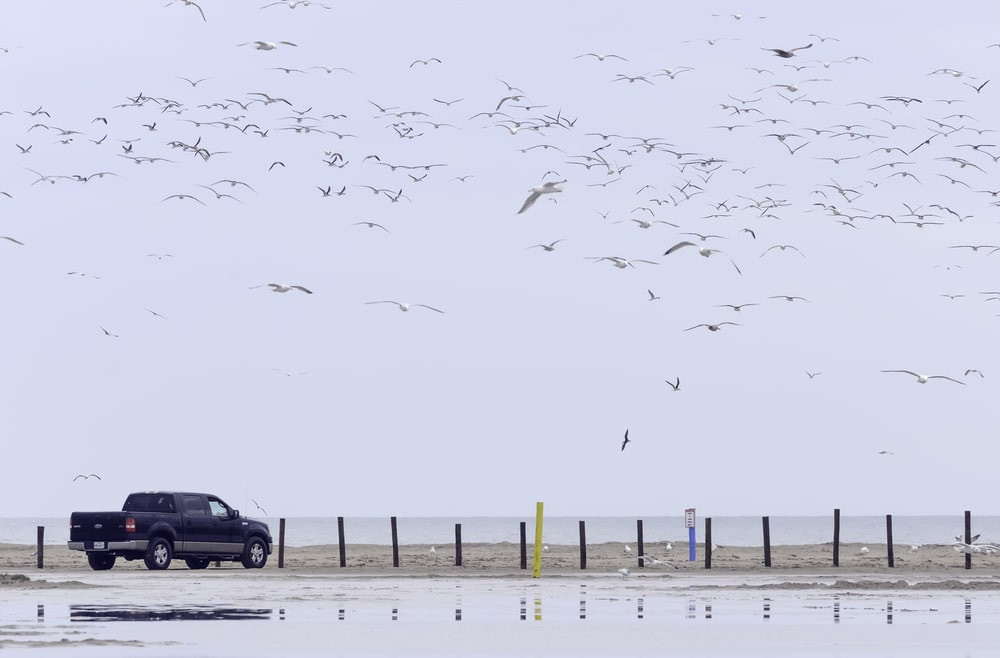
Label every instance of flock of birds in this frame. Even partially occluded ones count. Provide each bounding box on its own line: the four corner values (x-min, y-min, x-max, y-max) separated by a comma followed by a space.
2, 2, 998, 514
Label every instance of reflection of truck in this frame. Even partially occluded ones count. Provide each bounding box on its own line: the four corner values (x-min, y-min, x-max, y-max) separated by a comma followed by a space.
68, 492, 273, 571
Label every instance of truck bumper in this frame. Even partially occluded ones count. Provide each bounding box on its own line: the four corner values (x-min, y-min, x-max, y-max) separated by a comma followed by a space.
67, 540, 149, 552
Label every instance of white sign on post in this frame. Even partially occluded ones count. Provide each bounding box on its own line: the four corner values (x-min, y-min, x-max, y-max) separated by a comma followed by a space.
684, 508, 695, 528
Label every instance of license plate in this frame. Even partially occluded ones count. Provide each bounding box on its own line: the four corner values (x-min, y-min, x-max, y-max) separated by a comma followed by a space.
93, 542, 106, 550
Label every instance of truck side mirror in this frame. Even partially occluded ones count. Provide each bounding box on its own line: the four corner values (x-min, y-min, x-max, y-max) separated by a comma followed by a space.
230, 509, 239, 519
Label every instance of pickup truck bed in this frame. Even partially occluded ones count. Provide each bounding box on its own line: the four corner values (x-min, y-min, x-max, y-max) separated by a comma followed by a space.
69, 492, 272, 570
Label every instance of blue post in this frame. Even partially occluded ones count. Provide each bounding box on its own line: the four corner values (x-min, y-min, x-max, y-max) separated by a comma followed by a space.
685, 508, 696, 561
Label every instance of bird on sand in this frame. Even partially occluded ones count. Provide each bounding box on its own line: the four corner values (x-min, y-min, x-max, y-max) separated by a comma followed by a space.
621, 429, 630, 451
881, 369, 965, 385
762, 44, 813, 58
517, 180, 565, 214
638, 555, 678, 568
366, 300, 444, 313
251, 283, 313, 294
624, 544, 632, 554
618, 568, 630, 579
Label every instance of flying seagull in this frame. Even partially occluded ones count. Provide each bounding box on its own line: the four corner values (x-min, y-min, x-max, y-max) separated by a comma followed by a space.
621, 429, 630, 452
365, 301, 444, 313
762, 44, 813, 58
881, 369, 965, 385
665, 377, 680, 391
73, 474, 102, 481
251, 499, 268, 515
251, 283, 313, 294
517, 180, 565, 214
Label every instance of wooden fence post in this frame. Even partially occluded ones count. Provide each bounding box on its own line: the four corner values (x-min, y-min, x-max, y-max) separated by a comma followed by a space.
705, 517, 712, 569
885, 514, 894, 568
519, 521, 527, 570
965, 510, 972, 570
579, 520, 587, 569
833, 508, 841, 567
36, 526, 44, 569
337, 516, 346, 567
278, 518, 285, 568
636, 519, 644, 568
455, 523, 462, 567
762, 516, 771, 567
390, 516, 399, 568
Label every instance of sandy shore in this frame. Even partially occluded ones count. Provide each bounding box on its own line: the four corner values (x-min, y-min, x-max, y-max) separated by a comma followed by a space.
3, 540, 997, 575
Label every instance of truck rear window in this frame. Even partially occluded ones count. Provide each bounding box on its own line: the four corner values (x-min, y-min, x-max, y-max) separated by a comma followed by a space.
123, 494, 176, 513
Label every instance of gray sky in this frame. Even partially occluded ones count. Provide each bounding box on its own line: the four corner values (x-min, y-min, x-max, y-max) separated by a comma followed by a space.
2, 1, 998, 519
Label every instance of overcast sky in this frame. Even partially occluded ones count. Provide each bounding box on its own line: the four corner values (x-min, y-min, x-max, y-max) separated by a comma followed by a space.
2, 1, 998, 519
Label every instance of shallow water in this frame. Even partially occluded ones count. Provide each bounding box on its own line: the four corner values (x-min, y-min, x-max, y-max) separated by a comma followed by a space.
2, 572, 1000, 656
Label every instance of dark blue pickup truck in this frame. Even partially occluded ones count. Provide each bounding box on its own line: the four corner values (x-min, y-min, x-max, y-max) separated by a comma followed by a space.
68, 492, 273, 571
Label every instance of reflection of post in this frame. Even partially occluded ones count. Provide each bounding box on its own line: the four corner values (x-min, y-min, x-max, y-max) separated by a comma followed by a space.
532, 502, 544, 578
965, 598, 972, 623
36, 526, 43, 569
534, 597, 542, 621
886, 599, 893, 625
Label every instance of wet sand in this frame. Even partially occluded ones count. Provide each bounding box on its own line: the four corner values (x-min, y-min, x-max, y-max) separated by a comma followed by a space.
3, 540, 996, 574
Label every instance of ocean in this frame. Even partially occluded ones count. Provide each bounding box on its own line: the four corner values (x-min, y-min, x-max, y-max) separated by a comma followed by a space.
4, 515, 998, 548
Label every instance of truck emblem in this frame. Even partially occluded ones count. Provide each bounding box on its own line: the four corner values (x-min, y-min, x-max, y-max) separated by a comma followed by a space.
94, 524, 103, 529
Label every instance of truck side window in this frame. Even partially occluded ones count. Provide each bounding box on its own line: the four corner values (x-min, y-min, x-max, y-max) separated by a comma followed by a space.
183, 495, 207, 516
208, 499, 229, 518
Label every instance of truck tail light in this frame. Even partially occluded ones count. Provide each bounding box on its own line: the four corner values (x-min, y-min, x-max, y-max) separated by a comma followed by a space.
125, 518, 136, 533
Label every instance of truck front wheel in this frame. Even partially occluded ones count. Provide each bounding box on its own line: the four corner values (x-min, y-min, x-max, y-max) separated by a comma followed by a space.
185, 558, 211, 569
87, 553, 116, 570
144, 538, 173, 570
241, 536, 268, 569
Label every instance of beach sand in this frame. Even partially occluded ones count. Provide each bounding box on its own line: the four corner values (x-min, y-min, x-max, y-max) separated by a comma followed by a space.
2, 540, 995, 574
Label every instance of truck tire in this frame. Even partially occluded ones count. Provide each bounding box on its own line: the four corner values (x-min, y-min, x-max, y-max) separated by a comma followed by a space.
87, 553, 116, 570
144, 537, 173, 570
185, 558, 211, 570
241, 536, 268, 569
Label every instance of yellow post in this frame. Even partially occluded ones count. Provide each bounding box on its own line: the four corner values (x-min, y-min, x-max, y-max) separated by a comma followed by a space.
532, 501, 544, 578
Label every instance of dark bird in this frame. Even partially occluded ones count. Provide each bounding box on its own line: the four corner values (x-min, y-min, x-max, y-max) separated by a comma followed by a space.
762, 44, 813, 58
73, 473, 102, 481
621, 429, 631, 452
665, 377, 680, 391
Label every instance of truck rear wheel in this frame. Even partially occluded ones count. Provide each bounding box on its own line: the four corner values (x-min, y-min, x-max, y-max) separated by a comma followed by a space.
241, 536, 268, 568
185, 558, 211, 569
87, 553, 116, 570
144, 538, 173, 570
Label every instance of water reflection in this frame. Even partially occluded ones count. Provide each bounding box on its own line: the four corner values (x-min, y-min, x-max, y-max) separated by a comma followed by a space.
48, 595, 987, 626
69, 605, 275, 622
